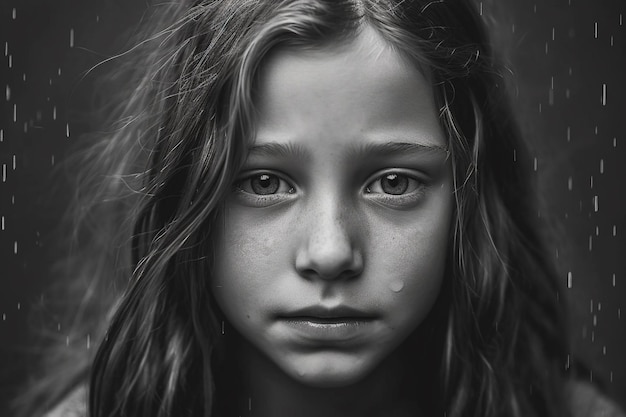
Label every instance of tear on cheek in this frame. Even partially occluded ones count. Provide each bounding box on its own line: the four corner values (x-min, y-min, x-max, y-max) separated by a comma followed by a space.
389, 280, 405, 293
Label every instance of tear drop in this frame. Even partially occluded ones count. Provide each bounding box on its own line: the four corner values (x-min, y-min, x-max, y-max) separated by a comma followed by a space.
389, 281, 405, 293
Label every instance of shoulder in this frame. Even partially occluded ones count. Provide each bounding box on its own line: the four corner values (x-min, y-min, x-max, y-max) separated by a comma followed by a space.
43, 386, 87, 417
568, 380, 626, 417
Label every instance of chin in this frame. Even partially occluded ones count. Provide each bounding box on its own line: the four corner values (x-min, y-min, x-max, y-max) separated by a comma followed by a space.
278, 351, 378, 388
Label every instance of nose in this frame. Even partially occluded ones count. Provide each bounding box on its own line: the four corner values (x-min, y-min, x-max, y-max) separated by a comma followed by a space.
295, 200, 363, 282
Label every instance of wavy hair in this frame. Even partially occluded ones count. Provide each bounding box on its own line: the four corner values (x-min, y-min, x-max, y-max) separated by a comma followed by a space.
18, 1, 571, 417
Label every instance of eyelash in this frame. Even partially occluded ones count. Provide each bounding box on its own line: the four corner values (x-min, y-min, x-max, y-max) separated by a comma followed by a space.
234, 170, 426, 207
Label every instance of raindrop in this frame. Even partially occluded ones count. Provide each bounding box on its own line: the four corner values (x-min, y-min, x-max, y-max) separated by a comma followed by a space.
567, 126, 571, 141
5, 84, 10, 101
552, 27, 555, 41
14, 241, 18, 254
588, 235, 593, 251
8, 54, 12, 68
70, 28, 75, 48
593, 195, 598, 212
87, 334, 91, 349
4, 42, 7, 56
533, 157, 538, 171
600, 159, 604, 174
613, 137, 617, 147
66, 123, 70, 138
12, 8, 16, 19
568, 177, 573, 190
590, 176, 594, 189
613, 274, 616, 287
602, 84, 607, 106
13, 103, 17, 122
53, 106, 57, 120
1, 216, 4, 231
567, 272, 573, 288
594, 22, 598, 38
596, 226, 599, 236
613, 225, 617, 236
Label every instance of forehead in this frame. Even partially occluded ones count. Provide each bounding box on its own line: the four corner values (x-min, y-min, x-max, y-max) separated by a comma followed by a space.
253, 24, 444, 151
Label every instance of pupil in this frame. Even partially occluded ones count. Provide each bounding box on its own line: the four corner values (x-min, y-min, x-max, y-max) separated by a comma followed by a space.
381, 173, 408, 195
251, 174, 279, 195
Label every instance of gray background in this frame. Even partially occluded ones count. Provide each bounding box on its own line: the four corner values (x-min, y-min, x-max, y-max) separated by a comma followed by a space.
0, 0, 624, 414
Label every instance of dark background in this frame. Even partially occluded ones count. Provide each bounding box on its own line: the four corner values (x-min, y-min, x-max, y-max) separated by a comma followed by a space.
0, 0, 624, 415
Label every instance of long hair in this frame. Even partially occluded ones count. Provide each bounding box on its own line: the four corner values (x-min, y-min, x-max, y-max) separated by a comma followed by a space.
19, 1, 570, 417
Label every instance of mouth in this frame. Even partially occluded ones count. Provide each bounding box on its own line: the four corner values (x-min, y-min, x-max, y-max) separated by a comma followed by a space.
278, 305, 377, 320
276, 306, 378, 343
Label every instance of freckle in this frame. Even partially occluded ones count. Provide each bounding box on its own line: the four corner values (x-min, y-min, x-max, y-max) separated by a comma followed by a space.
246, 315, 250, 319
389, 281, 405, 293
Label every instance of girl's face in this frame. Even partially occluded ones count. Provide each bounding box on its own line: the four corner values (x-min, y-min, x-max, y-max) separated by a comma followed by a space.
213, 26, 453, 387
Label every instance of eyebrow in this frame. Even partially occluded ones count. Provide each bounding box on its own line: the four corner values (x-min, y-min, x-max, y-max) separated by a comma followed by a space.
346, 141, 449, 160
246, 141, 449, 161
247, 142, 311, 162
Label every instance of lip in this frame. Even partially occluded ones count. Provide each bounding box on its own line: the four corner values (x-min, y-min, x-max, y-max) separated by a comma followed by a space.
277, 306, 378, 343
279, 305, 377, 319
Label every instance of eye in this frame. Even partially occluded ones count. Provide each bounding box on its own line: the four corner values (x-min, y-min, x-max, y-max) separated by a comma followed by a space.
365, 172, 421, 196
363, 170, 427, 208
236, 172, 296, 198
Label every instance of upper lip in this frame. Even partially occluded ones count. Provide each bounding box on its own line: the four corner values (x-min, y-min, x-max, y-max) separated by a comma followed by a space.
279, 305, 376, 319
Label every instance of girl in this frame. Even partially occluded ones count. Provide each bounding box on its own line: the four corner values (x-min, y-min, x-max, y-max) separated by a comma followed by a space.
17, 1, 625, 416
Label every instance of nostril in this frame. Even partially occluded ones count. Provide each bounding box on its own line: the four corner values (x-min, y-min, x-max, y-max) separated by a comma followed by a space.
295, 247, 363, 281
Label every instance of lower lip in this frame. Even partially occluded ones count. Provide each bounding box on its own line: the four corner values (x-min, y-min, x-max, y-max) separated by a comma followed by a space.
279, 318, 375, 342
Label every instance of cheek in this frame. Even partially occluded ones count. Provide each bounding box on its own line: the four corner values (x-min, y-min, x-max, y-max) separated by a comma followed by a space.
211, 207, 292, 321
370, 198, 452, 323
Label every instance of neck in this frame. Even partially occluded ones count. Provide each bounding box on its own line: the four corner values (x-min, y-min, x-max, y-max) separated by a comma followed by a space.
233, 339, 426, 417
